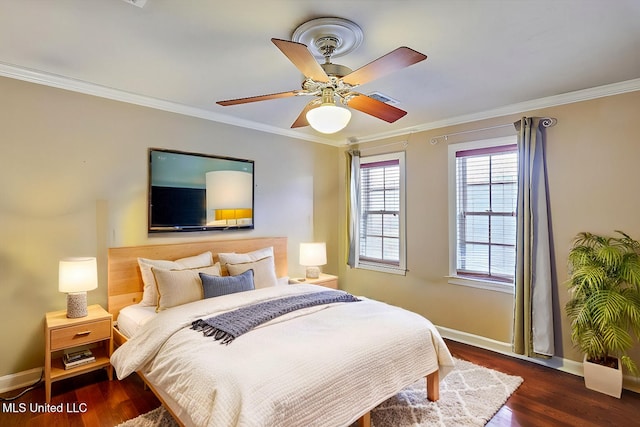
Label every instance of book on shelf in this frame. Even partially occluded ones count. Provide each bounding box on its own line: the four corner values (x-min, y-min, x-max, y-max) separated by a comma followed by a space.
63, 355, 96, 369
63, 347, 95, 369
64, 347, 93, 362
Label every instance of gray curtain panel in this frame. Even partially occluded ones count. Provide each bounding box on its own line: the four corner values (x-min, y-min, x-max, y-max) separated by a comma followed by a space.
513, 117, 555, 358
346, 150, 361, 268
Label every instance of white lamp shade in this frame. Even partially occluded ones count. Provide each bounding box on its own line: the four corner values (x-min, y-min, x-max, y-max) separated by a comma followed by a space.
59, 257, 98, 293
206, 170, 253, 210
306, 104, 351, 134
299, 242, 327, 267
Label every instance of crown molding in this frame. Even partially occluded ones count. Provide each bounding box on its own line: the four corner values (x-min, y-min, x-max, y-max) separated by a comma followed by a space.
0, 61, 336, 146
349, 78, 640, 144
2, 61, 638, 147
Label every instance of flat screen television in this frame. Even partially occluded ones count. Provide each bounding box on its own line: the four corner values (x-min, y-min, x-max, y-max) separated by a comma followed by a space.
148, 148, 254, 233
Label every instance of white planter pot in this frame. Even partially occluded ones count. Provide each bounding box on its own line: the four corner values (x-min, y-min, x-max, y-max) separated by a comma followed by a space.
583, 355, 623, 398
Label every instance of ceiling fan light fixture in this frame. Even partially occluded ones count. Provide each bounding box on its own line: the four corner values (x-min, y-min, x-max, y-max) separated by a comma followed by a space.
305, 87, 351, 134
306, 103, 351, 134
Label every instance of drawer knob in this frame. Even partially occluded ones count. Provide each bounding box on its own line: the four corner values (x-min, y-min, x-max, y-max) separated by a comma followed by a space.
75, 330, 92, 337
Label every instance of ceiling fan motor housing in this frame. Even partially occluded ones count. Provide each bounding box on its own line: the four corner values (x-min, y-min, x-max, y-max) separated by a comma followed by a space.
321, 62, 352, 78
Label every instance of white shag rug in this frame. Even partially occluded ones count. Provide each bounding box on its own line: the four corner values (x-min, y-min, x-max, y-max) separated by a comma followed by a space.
116, 358, 522, 427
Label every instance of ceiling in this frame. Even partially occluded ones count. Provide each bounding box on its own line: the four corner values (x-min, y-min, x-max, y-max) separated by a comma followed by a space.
1, 0, 639, 145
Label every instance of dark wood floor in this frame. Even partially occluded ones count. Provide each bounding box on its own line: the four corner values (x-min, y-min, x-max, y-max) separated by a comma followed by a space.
1, 339, 639, 426
450, 341, 640, 427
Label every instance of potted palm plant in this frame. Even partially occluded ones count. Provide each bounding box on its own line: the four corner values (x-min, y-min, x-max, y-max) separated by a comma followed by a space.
565, 231, 640, 397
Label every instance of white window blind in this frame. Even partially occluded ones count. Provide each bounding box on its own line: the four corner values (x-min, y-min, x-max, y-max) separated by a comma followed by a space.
352, 151, 406, 275
359, 157, 401, 267
455, 144, 518, 283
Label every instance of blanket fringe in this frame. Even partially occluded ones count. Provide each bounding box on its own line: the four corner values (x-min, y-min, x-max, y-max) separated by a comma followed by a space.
191, 320, 235, 345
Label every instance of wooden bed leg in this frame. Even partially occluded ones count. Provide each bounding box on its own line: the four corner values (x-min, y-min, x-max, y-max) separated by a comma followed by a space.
357, 372, 439, 426
426, 370, 440, 401
356, 411, 371, 427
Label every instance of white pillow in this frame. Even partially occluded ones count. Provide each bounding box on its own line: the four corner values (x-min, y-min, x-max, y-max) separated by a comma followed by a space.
152, 263, 221, 312
138, 252, 213, 306
226, 257, 278, 289
218, 247, 273, 265
219, 247, 278, 288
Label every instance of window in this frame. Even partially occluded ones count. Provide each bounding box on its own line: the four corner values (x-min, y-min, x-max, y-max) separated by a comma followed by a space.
356, 152, 406, 274
448, 136, 518, 292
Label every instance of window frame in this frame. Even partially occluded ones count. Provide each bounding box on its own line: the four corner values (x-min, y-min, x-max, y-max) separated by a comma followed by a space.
355, 151, 407, 275
447, 136, 517, 293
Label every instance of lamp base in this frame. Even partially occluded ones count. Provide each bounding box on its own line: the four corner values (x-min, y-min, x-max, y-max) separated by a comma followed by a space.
66, 292, 88, 318
305, 266, 321, 280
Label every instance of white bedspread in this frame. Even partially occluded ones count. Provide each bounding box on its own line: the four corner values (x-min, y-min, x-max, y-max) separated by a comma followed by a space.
111, 284, 454, 427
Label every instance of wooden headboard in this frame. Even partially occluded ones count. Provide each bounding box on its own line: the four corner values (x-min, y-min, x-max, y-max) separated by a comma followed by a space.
107, 237, 287, 319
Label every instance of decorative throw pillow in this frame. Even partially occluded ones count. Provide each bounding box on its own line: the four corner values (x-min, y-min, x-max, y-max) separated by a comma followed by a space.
226, 256, 278, 289
200, 269, 255, 299
152, 263, 221, 312
218, 247, 278, 288
138, 252, 213, 306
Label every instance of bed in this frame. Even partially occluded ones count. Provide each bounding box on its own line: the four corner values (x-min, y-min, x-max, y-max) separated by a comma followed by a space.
107, 237, 454, 427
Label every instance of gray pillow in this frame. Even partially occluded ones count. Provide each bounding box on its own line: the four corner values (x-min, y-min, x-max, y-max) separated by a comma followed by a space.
200, 269, 255, 299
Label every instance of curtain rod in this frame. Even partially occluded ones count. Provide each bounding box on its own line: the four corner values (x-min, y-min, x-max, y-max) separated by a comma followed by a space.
430, 117, 557, 145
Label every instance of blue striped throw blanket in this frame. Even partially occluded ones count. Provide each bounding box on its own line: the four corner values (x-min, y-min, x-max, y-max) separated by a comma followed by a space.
191, 290, 360, 344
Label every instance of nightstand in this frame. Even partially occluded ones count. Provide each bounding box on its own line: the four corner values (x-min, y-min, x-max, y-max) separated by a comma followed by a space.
44, 304, 113, 402
289, 273, 338, 289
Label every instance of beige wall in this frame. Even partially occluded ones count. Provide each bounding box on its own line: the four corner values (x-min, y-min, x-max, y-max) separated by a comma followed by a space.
338, 90, 640, 368
2, 72, 638, 380
0, 76, 339, 377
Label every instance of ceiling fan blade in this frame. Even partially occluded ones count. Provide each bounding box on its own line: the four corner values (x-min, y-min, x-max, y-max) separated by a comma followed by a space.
346, 93, 407, 123
291, 99, 321, 128
271, 38, 329, 82
341, 47, 427, 86
217, 90, 299, 106
291, 107, 310, 129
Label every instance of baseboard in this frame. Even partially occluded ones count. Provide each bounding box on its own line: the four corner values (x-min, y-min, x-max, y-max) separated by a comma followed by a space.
436, 325, 640, 394
0, 367, 43, 394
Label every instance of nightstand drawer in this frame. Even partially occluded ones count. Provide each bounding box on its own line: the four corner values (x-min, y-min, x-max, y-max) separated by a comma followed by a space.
50, 319, 111, 350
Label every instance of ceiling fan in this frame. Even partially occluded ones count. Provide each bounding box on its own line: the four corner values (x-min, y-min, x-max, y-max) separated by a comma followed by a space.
216, 18, 427, 134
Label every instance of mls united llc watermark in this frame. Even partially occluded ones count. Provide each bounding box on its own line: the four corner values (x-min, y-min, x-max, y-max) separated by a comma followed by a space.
2, 401, 88, 413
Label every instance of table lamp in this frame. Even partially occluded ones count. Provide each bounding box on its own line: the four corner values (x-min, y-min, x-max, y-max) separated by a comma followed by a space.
59, 257, 98, 318
299, 242, 327, 279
